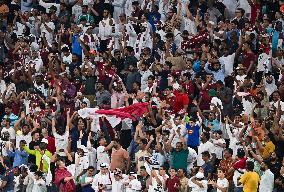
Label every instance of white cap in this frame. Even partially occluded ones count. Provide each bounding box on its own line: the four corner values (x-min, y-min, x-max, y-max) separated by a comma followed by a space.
41, 138, 48, 144
100, 163, 109, 169
196, 172, 204, 179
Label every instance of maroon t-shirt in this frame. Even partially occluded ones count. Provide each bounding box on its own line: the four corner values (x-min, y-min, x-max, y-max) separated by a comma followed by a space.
242, 52, 256, 73
166, 176, 180, 192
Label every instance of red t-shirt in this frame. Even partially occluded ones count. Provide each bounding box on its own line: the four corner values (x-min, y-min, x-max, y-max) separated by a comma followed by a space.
250, 4, 261, 24
46, 136, 56, 154
233, 157, 247, 170
242, 52, 256, 73
173, 91, 189, 113
166, 176, 180, 192
165, 95, 176, 112
199, 83, 216, 110
182, 82, 195, 97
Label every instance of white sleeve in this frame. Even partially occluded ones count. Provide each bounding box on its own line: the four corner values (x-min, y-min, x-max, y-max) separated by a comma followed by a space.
92, 175, 99, 190
49, 22, 55, 31
9, 129, 16, 140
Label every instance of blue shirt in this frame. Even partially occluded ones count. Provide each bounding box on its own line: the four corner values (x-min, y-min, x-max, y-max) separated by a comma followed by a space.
0, 170, 14, 191
7, 149, 28, 168
148, 12, 161, 32
193, 60, 201, 73
72, 34, 82, 56
205, 62, 225, 82
70, 127, 87, 152
3, 113, 18, 127
186, 123, 200, 147
204, 119, 220, 132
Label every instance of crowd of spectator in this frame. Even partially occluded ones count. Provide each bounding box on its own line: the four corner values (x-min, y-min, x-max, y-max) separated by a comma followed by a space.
0, 0, 284, 192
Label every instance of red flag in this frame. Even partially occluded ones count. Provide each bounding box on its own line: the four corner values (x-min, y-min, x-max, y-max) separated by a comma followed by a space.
96, 102, 149, 120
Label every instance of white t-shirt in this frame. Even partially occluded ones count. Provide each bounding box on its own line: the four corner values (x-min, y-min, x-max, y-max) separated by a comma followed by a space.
211, 138, 226, 159
40, 22, 55, 44
75, 153, 90, 177
1, 127, 16, 140
96, 146, 110, 170
188, 178, 208, 192
270, 100, 284, 120
62, 53, 72, 65
183, 17, 197, 36
140, 69, 153, 91
30, 58, 44, 72
54, 131, 69, 151
219, 53, 235, 77
217, 178, 229, 192
72, 4, 82, 21
197, 141, 214, 166
16, 132, 32, 149
32, 179, 46, 192
148, 175, 164, 192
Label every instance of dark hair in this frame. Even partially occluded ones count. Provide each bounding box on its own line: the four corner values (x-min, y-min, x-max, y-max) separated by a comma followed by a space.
125, 46, 134, 52
183, 72, 191, 80
141, 138, 148, 145
201, 151, 210, 158
244, 41, 253, 50
140, 166, 146, 171
61, 46, 69, 52
237, 148, 245, 158
31, 130, 40, 136
231, 19, 239, 26
246, 161, 254, 171
165, 32, 174, 39
174, 113, 183, 119
35, 171, 43, 177
203, 132, 210, 141
153, 33, 161, 40
148, 75, 155, 81
224, 148, 233, 155
29, 164, 38, 172
87, 166, 95, 170
164, 61, 173, 69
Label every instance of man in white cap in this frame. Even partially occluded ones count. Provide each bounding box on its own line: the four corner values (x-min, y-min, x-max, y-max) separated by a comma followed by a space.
188, 171, 208, 192
112, 168, 125, 192
124, 172, 142, 192
92, 163, 112, 192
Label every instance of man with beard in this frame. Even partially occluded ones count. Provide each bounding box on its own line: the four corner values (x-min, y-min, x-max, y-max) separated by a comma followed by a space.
33, 73, 48, 97
205, 58, 225, 83
109, 138, 130, 173
23, 138, 52, 173
264, 72, 277, 97
125, 63, 141, 92
181, 72, 195, 100
98, 9, 113, 52
111, 50, 125, 75
160, 86, 176, 113
109, 76, 127, 109
259, 160, 274, 192
134, 22, 152, 58
14, 119, 32, 150
95, 81, 111, 109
